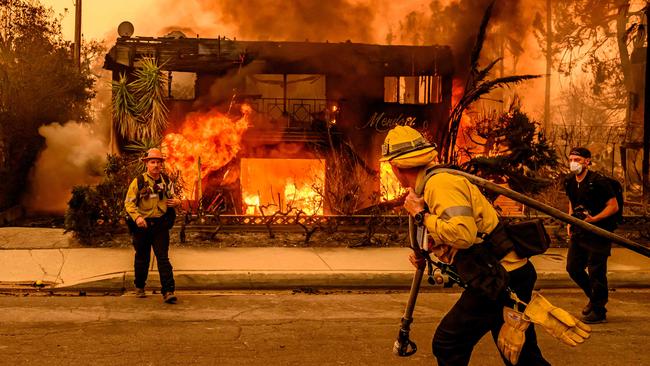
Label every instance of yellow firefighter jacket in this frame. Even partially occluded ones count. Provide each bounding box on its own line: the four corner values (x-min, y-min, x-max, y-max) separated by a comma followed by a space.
124, 173, 171, 222
417, 169, 527, 272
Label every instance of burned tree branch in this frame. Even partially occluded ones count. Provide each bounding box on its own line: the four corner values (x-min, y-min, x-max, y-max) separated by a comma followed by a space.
258, 204, 278, 239
293, 209, 320, 244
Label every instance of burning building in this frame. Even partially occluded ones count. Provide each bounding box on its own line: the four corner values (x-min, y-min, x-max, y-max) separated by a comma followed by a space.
104, 26, 454, 215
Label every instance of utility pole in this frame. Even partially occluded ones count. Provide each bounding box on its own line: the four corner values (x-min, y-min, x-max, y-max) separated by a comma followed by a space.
544, 0, 552, 132
73, 0, 82, 70
642, 7, 650, 209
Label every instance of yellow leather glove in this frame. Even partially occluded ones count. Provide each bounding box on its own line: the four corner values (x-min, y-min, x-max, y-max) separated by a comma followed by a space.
497, 307, 530, 365
523, 292, 592, 346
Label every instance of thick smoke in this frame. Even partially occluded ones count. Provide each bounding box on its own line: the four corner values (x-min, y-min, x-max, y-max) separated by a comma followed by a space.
146, 0, 543, 85
155, 0, 537, 70
390, 1, 535, 73
385, 0, 546, 116
197, 0, 376, 43
23, 122, 109, 214
142, 0, 542, 81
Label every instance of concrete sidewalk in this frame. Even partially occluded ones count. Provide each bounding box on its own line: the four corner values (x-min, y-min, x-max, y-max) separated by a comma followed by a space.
1, 228, 649, 292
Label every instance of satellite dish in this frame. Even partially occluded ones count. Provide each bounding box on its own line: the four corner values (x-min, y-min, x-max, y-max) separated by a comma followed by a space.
118, 21, 134, 38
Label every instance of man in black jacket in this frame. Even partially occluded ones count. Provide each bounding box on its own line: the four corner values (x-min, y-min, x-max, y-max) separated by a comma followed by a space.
565, 147, 619, 324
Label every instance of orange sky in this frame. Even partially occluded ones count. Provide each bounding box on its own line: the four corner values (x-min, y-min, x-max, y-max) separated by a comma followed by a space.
41, 0, 156, 41
40, 0, 238, 43
40, 0, 432, 43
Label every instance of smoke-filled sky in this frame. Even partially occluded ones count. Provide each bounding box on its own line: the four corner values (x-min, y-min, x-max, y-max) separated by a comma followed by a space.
44, 0, 431, 42
42, 0, 536, 49
42, 0, 549, 107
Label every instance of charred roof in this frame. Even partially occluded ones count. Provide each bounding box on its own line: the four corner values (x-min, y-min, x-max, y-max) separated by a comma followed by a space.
104, 36, 454, 76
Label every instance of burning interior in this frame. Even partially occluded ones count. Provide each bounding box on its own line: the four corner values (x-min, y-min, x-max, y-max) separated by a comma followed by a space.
104, 31, 454, 215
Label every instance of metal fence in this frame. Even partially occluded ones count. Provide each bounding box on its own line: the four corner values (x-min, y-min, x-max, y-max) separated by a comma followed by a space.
178, 214, 650, 232
247, 98, 337, 127
174, 214, 650, 248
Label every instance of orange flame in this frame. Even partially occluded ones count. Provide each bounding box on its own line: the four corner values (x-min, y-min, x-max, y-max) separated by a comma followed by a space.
451, 78, 475, 164
284, 181, 322, 215
163, 105, 251, 197
241, 158, 324, 215
451, 78, 464, 107
243, 194, 260, 215
380, 162, 406, 201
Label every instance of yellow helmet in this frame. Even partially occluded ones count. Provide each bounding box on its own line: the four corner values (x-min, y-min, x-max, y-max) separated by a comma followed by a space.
380, 125, 436, 162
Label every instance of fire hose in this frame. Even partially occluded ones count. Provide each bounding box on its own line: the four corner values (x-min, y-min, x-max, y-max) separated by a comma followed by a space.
393, 216, 467, 357
437, 168, 650, 258
394, 168, 650, 357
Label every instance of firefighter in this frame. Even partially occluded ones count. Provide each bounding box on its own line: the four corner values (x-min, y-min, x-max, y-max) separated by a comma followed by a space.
381, 126, 549, 365
124, 148, 181, 304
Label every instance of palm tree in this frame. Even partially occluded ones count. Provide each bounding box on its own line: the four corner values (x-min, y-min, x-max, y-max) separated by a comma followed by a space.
111, 57, 169, 142
111, 73, 137, 140
130, 57, 169, 141
442, 1, 540, 163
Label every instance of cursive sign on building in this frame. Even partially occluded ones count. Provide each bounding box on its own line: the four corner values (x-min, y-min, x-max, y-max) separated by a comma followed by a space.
360, 112, 418, 132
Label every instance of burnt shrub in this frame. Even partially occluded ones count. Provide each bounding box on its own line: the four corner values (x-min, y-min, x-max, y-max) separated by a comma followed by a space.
64, 154, 138, 245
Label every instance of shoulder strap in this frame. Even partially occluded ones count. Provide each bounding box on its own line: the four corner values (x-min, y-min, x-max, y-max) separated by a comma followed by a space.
415, 164, 458, 196
415, 169, 440, 196
133, 173, 147, 206
136, 173, 146, 190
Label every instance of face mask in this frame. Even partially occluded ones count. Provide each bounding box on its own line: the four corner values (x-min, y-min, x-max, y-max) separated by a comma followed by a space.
569, 161, 583, 174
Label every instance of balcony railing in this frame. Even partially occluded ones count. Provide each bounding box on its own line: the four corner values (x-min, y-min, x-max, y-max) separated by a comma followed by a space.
247, 98, 338, 128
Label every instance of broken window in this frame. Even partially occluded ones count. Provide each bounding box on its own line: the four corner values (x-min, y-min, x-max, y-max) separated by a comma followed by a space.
384, 75, 442, 104
246, 74, 326, 99
169, 72, 196, 100
247, 74, 284, 99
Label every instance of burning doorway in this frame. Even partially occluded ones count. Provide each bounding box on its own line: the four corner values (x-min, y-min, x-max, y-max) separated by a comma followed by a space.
240, 158, 325, 215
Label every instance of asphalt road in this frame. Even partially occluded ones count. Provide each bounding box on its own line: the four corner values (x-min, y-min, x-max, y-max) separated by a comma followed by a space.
0, 289, 648, 365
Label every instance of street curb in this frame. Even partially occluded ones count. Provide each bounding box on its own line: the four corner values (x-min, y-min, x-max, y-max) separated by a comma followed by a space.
7, 270, 648, 293
534, 271, 650, 289
50, 271, 419, 292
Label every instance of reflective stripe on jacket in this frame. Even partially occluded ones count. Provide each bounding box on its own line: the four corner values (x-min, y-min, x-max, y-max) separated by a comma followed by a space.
417, 169, 527, 272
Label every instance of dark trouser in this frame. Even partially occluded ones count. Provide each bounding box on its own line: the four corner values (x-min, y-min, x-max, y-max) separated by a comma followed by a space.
566, 236, 610, 315
132, 218, 175, 294
432, 261, 549, 366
